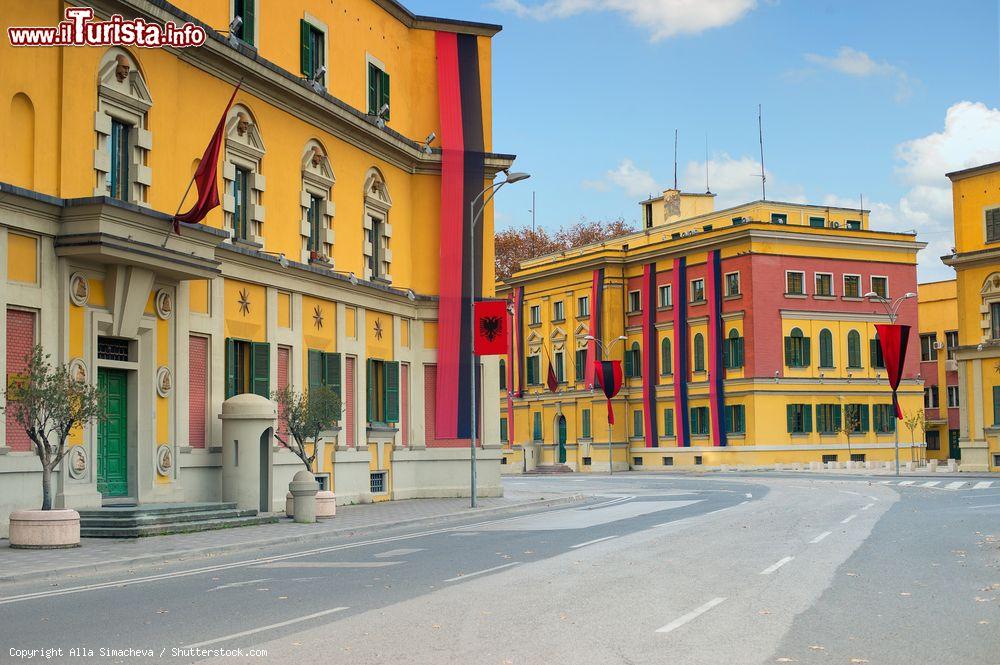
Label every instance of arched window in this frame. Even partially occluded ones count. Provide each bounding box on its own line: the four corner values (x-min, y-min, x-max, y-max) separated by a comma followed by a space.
693, 333, 705, 372
363, 167, 393, 282
624, 342, 641, 378
724, 328, 744, 369
871, 332, 886, 369
499, 359, 506, 391
300, 139, 335, 264
223, 103, 266, 243
660, 337, 672, 375
847, 330, 862, 368
784, 327, 810, 368
818, 329, 834, 368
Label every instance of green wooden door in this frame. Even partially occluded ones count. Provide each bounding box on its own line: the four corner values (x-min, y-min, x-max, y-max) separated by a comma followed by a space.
557, 416, 567, 464
98, 368, 129, 497
949, 429, 961, 461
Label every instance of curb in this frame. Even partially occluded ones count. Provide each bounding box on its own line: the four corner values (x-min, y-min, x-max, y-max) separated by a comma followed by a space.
0, 493, 586, 586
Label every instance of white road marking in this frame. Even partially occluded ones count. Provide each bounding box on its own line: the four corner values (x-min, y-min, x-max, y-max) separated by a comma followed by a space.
945, 481, 966, 490
920, 481, 941, 487
809, 531, 832, 544
973, 481, 994, 490
969, 503, 1000, 510
898, 480, 916, 486
184, 607, 348, 649
876, 480, 892, 484
650, 501, 746, 529
861, 503, 875, 511
841, 514, 857, 524
759, 556, 794, 575
207, 578, 270, 592
480, 499, 700, 532
374, 548, 424, 558
444, 562, 520, 583
570, 535, 618, 549
256, 562, 403, 569
745, 493, 753, 498
0, 511, 568, 605
655, 597, 727, 634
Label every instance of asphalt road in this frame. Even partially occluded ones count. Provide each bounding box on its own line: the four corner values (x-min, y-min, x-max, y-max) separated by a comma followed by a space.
2, 473, 999, 665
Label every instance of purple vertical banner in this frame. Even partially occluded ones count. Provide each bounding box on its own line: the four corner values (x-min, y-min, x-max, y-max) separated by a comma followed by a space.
641, 263, 659, 447
706, 250, 727, 446
672, 258, 690, 447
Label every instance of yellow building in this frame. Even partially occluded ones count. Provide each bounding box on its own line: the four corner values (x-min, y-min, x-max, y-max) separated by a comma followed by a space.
943, 161, 1000, 471
0, 0, 513, 535
499, 190, 925, 472
917, 280, 960, 461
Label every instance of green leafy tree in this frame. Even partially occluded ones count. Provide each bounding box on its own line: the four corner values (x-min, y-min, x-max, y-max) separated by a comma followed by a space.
837, 404, 862, 460
271, 385, 341, 472
1, 346, 105, 510
904, 409, 926, 462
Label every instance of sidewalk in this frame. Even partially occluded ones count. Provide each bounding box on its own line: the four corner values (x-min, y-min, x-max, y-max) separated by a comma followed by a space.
0, 488, 584, 585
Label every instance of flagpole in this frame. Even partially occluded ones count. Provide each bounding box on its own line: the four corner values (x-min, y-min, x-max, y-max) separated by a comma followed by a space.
161, 175, 197, 248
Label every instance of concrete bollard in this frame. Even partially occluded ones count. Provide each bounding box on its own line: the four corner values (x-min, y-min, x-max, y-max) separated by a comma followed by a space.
793, 462, 803, 471
720, 464, 730, 472
947, 459, 958, 472
928, 460, 938, 472
290, 469, 320, 524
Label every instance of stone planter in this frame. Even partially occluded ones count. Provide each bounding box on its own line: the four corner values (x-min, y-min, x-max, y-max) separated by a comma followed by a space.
287, 490, 337, 519
9, 509, 80, 549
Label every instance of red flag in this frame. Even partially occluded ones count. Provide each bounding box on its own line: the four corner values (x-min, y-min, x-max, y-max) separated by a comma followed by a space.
876, 323, 910, 419
174, 83, 241, 232
546, 361, 559, 393
474, 300, 509, 355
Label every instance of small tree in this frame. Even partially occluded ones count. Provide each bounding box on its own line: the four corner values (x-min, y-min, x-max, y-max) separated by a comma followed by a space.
904, 409, 926, 462
837, 404, 862, 460
1, 346, 104, 510
271, 386, 341, 472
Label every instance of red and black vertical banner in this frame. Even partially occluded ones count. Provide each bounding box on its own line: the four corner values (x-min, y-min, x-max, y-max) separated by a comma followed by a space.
706, 250, 727, 447
594, 360, 623, 425
876, 323, 911, 419
435, 31, 486, 440
640, 263, 659, 447
585, 268, 605, 389
512, 286, 525, 398
672, 258, 690, 447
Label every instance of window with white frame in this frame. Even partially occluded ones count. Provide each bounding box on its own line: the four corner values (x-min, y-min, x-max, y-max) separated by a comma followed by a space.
552, 300, 565, 321
363, 168, 392, 282
690, 278, 705, 303
870, 276, 889, 299
986, 207, 1000, 244
658, 284, 672, 308
577, 295, 589, 317
300, 140, 335, 264
94, 49, 152, 205
786, 271, 805, 295
947, 385, 960, 408
843, 274, 861, 299
815, 272, 833, 296
724, 272, 740, 297
628, 290, 641, 312
223, 104, 266, 244
529, 305, 540, 325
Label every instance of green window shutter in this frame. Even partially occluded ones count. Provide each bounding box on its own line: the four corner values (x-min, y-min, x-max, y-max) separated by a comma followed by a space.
244, 0, 255, 44
722, 339, 731, 369
582, 409, 591, 438
860, 404, 870, 432
994, 387, 1000, 425
623, 349, 633, 378
870, 340, 878, 368
833, 404, 842, 431
803, 404, 813, 433
324, 352, 342, 400
500, 417, 508, 442
251, 342, 270, 398
786, 404, 794, 433
300, 20, 312, 78
533, 412, 541, 440
725, 406, 732, 433
784, 337, 792, 366
384, 361, 400, 423
737, 338, 745, 367
225, 338, 237, 399
366, 359, 376, 422
802, 338, 811, 366
380, 70, 390, 120
664, 409, 674, 436
368, 63, 379, 114
559, 415, 567, 442
308, 349, 323, 392
633, 410, 643, 437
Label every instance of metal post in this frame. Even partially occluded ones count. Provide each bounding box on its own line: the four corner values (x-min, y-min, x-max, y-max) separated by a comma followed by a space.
608, 422, 613, 476
894, 419, 900, 477
469, 197, 478, 508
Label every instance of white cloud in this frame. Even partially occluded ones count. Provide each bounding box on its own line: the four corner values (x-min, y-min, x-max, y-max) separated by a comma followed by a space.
825, 101, 1000, 281
584, 158, 660, 198
682, 153, 805, 208
800, 47, 914, 102
490, 0, 757, 41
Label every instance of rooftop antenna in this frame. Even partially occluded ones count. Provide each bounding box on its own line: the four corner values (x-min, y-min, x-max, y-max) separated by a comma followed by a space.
757, 104, 766, 200
673, 129, 678, 191
705, 133, 711, 194
530, 191, 536, 234
860, 193, 864, 226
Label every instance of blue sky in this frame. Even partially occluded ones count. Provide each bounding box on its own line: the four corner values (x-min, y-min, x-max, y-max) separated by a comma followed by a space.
407, 0, 1000, 281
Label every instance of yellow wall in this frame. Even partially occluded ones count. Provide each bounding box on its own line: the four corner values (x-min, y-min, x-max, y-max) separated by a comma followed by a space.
6, 232, 37, 284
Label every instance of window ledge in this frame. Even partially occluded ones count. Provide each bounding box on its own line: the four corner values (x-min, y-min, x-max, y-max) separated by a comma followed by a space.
841, 296, 864, 302
232, 238, 263, 250
551, 318, 566, 324
784, 293, 807, 299
727, 433, 746, 439
690, 299, 707, 306
626, 309, 642, 316
576, 314, 590, 320
790, 433, 810, 438
814, 295, 836, 300
528, 322, 541, 328
724, 294, 741, 300
656, 305, 674, 312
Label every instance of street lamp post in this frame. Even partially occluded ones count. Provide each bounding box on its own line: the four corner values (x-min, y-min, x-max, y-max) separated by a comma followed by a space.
865, 291, 916, 477
584, 334, 627, 475
469, 171, 530, 508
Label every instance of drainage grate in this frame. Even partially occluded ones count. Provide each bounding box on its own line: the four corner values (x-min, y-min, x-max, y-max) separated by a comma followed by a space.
370, 471, 387, 494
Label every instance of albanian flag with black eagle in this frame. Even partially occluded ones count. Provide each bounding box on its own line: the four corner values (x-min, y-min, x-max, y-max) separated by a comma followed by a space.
473, 300, 508, 356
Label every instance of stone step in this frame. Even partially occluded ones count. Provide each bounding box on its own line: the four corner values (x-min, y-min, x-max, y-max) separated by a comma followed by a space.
529, 464, 574, 474
77, 502, 238, 518
80, 514, 279, 538
79, 508, 261, 529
